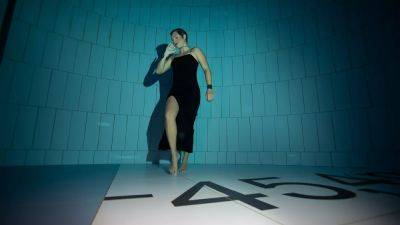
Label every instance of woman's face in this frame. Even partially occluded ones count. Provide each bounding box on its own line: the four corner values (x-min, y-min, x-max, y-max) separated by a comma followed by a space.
171, 31, 186, 48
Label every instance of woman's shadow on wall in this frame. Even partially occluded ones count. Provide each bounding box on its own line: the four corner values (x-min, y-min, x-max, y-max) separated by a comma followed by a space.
142, 44, 172, 165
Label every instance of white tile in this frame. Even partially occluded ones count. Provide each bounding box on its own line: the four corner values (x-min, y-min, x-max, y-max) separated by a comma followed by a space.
92, 165, 400, 225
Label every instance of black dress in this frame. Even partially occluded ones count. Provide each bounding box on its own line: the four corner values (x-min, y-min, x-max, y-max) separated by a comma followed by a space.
158, 52, 200, 153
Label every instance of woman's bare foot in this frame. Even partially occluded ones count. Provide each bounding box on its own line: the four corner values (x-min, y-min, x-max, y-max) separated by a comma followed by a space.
169, 151, 179, 176
169, 162, 177, 175
179, 161, 187, 174
179, 152, 189, 174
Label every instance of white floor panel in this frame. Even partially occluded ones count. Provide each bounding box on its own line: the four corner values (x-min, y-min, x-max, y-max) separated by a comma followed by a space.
92, 165, 400, 225
92, 197, 281, 225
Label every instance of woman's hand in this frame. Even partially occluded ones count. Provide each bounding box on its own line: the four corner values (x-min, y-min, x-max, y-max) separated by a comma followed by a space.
164, 43, 176, 58
206, 88, 214, 102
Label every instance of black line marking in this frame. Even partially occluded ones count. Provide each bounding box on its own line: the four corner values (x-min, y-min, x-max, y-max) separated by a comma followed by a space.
172, 181, 276, 210
104, 194, 154, 201
359, 188, 400, 198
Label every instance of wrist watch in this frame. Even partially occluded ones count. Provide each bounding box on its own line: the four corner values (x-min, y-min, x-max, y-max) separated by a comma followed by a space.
207, 84, 212, 89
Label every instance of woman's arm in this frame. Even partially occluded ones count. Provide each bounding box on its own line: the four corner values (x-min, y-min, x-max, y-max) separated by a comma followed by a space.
193, 48, 212, 86
155, 55, 173, 75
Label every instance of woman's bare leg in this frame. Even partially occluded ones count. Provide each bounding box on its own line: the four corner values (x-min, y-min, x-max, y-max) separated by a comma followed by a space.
180, 152, 189, 174
165, 96, 179, 175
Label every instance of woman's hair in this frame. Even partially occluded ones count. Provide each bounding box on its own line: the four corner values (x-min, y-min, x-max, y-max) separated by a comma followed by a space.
170, 28, 188, 43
